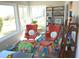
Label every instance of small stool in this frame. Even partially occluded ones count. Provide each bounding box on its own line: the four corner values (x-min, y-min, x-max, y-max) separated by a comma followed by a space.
38, 40, 53, 57
38, 47, 48, 57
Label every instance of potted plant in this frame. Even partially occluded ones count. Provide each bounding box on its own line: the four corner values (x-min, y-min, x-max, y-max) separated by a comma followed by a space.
32, 19, 37, 25
32, 21, 37, 24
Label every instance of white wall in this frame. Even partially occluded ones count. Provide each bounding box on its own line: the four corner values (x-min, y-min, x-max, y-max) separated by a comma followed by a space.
74, 1, 79, 58
29, 1, 65, 7
0, 1, 29, 5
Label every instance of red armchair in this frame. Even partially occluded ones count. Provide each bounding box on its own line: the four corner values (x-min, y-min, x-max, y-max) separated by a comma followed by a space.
38, 24, 62, 55
40, 24, 61, 45
46, 24, 61, 41
24, 24, 38, 43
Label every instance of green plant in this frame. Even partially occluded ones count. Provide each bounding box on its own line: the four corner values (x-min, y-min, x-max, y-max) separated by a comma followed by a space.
32, 21, 37, 23
0, 17, 3, 32
32, 20, 37, 24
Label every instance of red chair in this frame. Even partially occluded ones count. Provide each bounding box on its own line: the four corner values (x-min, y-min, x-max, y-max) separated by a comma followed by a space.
17, 24, 38, 52
38, 24, 62, 56
24, 24, 38, 43
46, 24, 61, 41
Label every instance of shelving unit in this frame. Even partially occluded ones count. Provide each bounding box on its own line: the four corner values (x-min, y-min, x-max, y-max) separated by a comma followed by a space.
46, 6, 64, 31
59, 2, 78, 58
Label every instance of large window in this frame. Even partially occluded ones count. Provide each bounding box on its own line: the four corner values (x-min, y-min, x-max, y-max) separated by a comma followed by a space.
18, 5, 46, 31
30, 5, 46, 30
18, 5, 31, 31
0, 5, 16, 38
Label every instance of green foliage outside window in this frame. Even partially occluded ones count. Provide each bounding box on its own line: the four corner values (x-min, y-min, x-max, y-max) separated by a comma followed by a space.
0, 17, 3, 32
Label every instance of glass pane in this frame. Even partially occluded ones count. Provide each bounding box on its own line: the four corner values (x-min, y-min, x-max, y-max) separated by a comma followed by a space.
30, 5, 46, 30
18, 5, 30, 31
0, 5, 16, 38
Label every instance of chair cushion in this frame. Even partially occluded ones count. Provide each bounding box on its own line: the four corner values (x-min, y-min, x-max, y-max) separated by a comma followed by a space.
24, 40, 35, 43
28, 30, 35, 35
50, 32, 57, 39
40, 40, 52, 46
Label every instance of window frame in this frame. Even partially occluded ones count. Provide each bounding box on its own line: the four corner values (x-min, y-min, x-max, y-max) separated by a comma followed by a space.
18, 5, 27, 31
18, 5, 32, 31
0, 3, 21, 42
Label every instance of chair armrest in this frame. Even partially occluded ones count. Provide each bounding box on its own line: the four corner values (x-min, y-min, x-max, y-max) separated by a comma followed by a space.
24, 33, 29, 38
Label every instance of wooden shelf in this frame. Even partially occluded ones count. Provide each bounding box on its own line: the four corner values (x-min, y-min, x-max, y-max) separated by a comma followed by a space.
53, 9, 64, 11
46, 6, 64, 28
53, 14, 64, 16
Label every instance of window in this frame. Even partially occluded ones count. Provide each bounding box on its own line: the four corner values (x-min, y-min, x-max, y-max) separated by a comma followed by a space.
18, 5, 31, 31
0, 5, 16, 38
30, 5, 46, 30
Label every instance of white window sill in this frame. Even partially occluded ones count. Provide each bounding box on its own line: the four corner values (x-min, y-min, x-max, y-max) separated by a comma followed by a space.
0, 31, 20, 43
